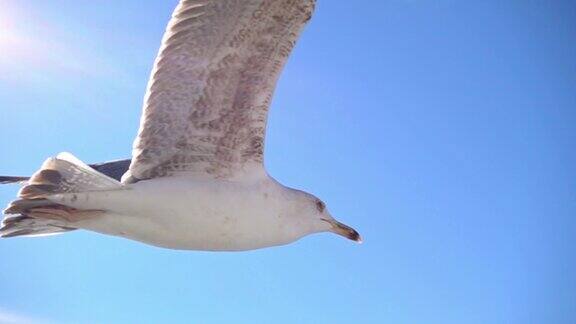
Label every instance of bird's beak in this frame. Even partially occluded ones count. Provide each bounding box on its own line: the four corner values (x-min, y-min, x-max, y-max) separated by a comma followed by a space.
323, 219, 362, 243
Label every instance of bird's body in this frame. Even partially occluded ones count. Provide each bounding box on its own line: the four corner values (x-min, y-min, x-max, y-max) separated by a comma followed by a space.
61, 176, 327, 250
0, 0, 360, 250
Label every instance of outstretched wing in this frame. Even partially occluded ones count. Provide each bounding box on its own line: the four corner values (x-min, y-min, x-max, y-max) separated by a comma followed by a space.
124, 0, 316, 183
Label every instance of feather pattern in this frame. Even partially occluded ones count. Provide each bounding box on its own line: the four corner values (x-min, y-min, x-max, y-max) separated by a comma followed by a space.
124, 0, 316, 183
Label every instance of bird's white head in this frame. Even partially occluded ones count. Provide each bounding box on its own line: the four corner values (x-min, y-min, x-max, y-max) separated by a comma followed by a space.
291, 190, 362, 244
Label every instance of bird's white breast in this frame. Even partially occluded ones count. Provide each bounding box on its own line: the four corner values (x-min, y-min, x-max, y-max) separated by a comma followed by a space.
68, 176, 310, 250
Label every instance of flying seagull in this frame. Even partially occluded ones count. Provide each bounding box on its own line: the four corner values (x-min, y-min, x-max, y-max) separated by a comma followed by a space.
0, 0, 361, 250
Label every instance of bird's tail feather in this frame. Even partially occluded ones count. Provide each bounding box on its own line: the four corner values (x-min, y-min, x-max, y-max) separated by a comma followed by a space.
1, 214, 74, 238
18, 152, 122, 199
1, 152, 122, 238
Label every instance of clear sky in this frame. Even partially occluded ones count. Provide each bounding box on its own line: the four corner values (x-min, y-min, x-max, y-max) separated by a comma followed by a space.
0, 0, 574, 323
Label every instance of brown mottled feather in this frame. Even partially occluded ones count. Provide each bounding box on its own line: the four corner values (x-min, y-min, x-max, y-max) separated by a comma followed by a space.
125, 0, 316, 182
1, 154, 121, 238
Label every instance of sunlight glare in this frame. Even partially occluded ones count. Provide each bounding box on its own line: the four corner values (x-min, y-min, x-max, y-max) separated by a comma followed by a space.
0, 1, 26, 63
0, 1, 86, 76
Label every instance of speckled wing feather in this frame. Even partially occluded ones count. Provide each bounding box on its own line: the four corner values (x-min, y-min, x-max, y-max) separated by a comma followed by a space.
124, 0, 316, 183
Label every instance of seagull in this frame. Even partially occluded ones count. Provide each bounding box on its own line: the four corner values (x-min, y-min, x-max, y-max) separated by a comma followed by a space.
0, 0, 361, 250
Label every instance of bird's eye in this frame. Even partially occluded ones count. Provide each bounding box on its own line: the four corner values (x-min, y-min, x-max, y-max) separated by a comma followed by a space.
315, 200, 326, 213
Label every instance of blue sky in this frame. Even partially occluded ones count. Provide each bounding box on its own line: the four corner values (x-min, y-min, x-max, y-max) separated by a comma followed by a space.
0, 0, 574, 323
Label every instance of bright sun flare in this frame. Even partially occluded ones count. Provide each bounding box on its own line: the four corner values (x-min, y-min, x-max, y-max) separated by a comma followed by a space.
0, 2, 21, 51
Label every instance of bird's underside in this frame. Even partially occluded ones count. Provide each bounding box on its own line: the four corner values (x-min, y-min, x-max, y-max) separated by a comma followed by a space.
1, 153, 333, 250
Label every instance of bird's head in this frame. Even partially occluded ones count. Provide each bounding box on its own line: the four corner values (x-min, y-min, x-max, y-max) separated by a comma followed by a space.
299, 192, 362, 243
